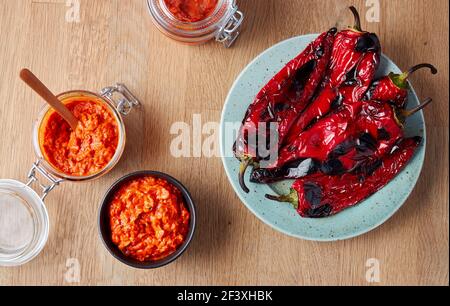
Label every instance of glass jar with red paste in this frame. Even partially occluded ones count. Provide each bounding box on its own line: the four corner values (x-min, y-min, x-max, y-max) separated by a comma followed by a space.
32, 85, 140, 181
147, 0, 244, 47
0, 84, 140, 267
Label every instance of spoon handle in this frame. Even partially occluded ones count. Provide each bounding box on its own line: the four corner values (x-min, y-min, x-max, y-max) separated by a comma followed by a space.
20, 69, 79, 130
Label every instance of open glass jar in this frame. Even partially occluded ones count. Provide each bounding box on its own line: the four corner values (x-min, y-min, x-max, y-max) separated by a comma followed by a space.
147, 0, 244, 47
0, 84, 140, 267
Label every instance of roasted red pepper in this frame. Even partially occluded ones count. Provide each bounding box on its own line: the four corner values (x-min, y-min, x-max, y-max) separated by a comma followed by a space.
285, 63, 436, 146
318, 64, 436, 175
284, 7, 381, 144
327, 7, 380, 87
251, 98, 432, 183
251, 101, 364, 183
365, 63, 437, 108
270, 101, 364, 168
322, 98, 432, 175
234, 29, 336, 192
266, 137, 422, 218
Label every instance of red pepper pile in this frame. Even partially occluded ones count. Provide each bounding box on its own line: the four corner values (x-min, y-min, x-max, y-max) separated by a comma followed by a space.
234, 7, 437, 218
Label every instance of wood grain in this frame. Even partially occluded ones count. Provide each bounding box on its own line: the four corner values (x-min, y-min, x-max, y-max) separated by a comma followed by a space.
0, 0, 448, 286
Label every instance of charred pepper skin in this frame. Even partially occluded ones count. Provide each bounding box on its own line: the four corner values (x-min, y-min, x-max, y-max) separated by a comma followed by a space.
322, 98, 422, 176
285, 52, 380, 145
234, 29, 336, 193
328, 7, 381, 87
252, 101, 365, 183
288, 63, 437, 147
266, 137, 422, 218
323, 101, 406, 175
251, 98, 432, 183
270, 101, 364, 169
285, 7, 381, 145
250, 158, 320, 184
365, 63, 437, 108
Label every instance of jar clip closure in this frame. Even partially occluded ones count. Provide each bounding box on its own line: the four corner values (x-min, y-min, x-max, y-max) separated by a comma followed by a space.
26, 161, 64, 200
216, 5, 244, 48
101, 83, 141, 116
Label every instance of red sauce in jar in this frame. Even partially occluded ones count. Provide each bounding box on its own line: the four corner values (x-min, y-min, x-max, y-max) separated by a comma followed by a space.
109, 176, 191, 262
39, 97, 119, 177
164, 0, 219, 22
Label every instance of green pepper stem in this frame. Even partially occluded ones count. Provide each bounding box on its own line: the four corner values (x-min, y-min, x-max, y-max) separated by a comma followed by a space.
349, 6, 362, 32
265, 188, 299, 210
239, 158, 252, 193
396, 98, 432, 123
391, 63, 438, 89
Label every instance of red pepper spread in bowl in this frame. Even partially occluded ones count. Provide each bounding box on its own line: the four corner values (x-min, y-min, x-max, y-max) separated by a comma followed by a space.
39, 97, 119, 177
164, 0, 218, 22
109, 176, 191, 262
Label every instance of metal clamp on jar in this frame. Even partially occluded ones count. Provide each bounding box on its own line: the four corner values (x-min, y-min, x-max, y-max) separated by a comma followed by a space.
0, 84, 140, 267
147, 0, 244, 47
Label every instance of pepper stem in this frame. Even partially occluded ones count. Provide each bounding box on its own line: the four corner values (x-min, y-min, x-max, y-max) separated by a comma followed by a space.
239, 157, 253, 193
390, 63, 438, 89
396, 98, 432, 124
349, 6, 363, 32
402, 98, 433, 118
265, 188, 299, 210
407, 63, 438, 76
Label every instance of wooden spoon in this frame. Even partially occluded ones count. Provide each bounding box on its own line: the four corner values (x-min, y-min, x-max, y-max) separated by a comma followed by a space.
20, 69, 79, 130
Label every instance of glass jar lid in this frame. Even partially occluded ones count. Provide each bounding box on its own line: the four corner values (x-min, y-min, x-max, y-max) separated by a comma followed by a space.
147, 0, 244, 47
0, 179, 49, 266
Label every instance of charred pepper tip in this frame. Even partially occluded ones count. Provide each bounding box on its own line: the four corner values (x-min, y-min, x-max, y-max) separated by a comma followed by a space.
411, 136, 424, 145
349, 6, 363, 32
265, 188, 299, 210
390, 63, 438, 89
239, 157, 252, 193
329, 27, 338, 34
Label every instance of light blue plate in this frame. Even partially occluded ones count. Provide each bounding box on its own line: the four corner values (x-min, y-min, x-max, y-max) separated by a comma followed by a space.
220, 34, 426, 241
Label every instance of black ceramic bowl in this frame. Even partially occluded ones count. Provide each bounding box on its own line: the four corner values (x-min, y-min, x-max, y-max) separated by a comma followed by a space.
98, 171, 196, 269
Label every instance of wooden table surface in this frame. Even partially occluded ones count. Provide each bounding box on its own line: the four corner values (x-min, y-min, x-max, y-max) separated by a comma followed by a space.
0, 0, 448, 286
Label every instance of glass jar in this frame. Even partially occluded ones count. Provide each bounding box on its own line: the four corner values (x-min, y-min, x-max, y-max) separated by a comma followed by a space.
147, 0, 244, 47
0, 83, 140, 267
